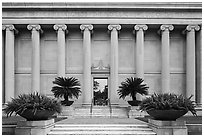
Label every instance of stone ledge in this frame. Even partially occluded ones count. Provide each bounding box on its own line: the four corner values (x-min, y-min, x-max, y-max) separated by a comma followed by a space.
15, 119, 55, 135
148, 119, 186, 126
2, 125, 16, 135
17, 119, 54, 127
148, 119, 188, 135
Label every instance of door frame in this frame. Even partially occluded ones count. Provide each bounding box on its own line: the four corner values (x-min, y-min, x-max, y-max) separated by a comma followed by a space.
92, 74, 110, 105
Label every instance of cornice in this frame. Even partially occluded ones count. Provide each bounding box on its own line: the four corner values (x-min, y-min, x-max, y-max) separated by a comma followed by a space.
2, 2, 202, 10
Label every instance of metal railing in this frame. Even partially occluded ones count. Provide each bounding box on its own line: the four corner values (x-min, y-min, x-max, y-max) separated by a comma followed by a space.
90, 98, 94, 118
90, 98, 112, 118
107, 98, 112, 118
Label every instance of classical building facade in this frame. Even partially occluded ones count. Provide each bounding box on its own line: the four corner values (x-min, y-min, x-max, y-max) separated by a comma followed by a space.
2, 2, 202, 107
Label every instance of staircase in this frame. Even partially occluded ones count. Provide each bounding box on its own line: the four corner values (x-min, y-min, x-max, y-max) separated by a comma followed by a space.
50, 106, 156, 135
48, 118, 156, 135
74, 106, 128, 118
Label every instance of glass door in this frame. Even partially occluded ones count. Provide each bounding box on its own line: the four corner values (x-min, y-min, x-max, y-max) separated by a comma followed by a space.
93, 78, 108, 106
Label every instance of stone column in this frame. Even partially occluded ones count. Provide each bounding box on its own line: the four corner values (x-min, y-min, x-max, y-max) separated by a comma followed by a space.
185, 25, 200, 101
80, 24, 93, 106
2, 29, 5, 103
134, 24, 148, 78
196, 26, 202, 105
108, 24, 121, 105
160, 25, 174, 93
27, 25, 42, 93
134, 24, 148, 101
2, 25, 17, 102
53, 24, 67, 77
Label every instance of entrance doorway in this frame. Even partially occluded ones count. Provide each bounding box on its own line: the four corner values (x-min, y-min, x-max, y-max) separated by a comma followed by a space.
93, 78, 108, 106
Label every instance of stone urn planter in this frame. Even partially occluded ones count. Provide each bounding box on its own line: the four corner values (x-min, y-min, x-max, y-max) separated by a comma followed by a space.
147, 109, 188, 121
139, 93, 197, 120
61, 100, 74, 106
127, 100, 142, 106
3, 92, 62, 135
17, 109, 56, 121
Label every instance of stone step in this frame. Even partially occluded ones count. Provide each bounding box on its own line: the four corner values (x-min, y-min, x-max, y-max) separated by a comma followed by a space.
54, 124, 149, 128
74, 114, 128, 118
48, 118, 156, 135
52, 127, 153, 131
48, 122, 156, 135
73, 112, 127, 117
74, 116, 128, 118
74, 109, 126, 112
59, 106, 129, 118
48, 130, 156, 135
74, 112, 127, 115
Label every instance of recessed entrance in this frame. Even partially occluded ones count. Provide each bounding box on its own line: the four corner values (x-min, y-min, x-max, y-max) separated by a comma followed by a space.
93, 78, 108, 106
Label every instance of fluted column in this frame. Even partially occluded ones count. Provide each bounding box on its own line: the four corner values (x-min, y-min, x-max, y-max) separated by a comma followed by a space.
27, 24, 42, 93
108, 24, 121, 105
80, 24, 93, 106
134, 24, 148, 78
196, 26, 202, 105
160, 25, 174, 93
53, 24, 67, 77
134, 24, 148, 101
2, 29, 5, 103
185, 25, 200, 101
2, 25, 17, 102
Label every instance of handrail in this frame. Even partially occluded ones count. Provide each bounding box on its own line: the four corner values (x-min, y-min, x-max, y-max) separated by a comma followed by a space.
107, 98, 112, 118
90, 98, 94, 118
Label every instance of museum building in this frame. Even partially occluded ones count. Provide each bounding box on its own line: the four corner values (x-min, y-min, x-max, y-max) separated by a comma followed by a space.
2, 2, 202, 107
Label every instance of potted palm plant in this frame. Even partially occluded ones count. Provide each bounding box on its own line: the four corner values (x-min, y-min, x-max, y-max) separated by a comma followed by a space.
139, 93, 197, 120
51, 77, 81, 106
118, 77, 149, 106
3, 92, 61, 121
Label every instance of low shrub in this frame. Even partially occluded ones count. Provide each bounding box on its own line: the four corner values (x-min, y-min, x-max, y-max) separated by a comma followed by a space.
139, 93, 197, 116
3, 92, 62, 117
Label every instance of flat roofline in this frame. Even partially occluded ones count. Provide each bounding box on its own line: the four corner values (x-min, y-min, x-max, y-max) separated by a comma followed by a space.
2, 2, 202, 10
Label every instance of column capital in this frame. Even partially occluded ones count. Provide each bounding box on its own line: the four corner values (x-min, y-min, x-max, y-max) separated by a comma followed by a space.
27, 24, 43, 33
2, 24, 15, 31
160, 24, 174, 31
80, 24, 93, 31
134, 24, 148, 31
53, 24, 67, 31
186, 24, 200, 32
108, 24, 121, 31
2, 24, 18, 34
